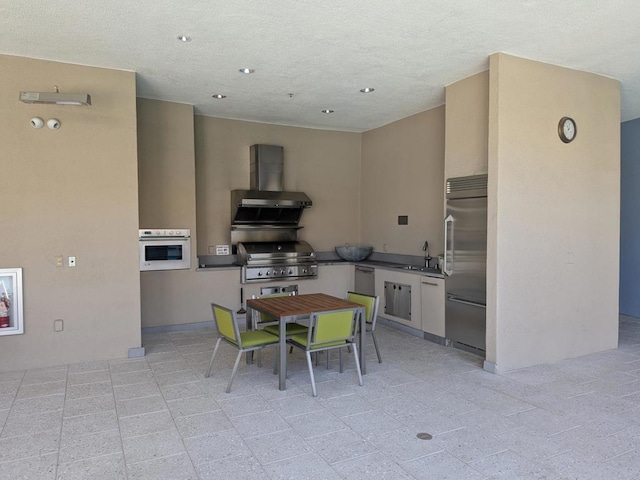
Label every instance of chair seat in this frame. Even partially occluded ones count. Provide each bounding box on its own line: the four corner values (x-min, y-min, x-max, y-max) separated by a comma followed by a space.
239, 330, 279, 348
263, 323, 309, 337
289, 333, 347, 350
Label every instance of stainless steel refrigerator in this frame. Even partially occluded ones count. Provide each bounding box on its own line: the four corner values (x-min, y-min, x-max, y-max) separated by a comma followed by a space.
444, 174, 487, 354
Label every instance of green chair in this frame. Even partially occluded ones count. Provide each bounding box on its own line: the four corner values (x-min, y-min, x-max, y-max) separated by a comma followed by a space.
347, 291, 382, 363
252, 293, 309, 368
287, 307, 363, 397
251, 293, 309, 338
205, 303, 279, 393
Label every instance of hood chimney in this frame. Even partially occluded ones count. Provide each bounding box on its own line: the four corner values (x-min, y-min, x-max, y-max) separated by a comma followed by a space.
251, 144, 284, 191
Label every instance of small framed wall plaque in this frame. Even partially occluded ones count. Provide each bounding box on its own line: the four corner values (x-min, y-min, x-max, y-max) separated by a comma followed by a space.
0, 268, 24, 336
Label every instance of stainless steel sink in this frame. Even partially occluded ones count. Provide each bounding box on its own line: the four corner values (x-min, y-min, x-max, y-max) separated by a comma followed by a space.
395, 265, 441, 274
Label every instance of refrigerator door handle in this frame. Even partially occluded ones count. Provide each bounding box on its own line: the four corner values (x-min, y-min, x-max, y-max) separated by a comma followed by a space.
447, 295, 486, 309
443, 214, 454, 276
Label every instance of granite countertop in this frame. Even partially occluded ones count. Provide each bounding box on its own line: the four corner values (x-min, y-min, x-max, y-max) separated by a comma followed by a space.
197, 259, 444, 278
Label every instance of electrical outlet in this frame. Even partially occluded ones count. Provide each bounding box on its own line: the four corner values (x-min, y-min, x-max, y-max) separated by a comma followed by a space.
54, 319, 64, 332
383, 243, 388, 252
566, 252, 574, 264
55, 255, 63, 267
68, 256, 76, 267
208, 246, 215, 254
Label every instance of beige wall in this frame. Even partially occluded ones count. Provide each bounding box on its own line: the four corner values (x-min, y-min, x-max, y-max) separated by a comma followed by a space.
194, 117, 362, 254
137, 99, 197, 232
445, 71, 489, 179
486, 53, 620, 372
0, 55, 141, 371
137, 99, 202, 328
361, 107, 445, 257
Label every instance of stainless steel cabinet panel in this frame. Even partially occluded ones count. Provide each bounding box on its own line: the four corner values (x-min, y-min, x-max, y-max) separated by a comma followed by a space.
354, 266, 375, 296
384, 281, 411, 321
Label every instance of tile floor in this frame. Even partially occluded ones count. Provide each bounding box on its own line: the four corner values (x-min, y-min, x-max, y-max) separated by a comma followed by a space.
2, 316, 640, 479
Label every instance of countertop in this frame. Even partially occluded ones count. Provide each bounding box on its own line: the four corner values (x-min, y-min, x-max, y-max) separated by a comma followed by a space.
197, 259, 445, 279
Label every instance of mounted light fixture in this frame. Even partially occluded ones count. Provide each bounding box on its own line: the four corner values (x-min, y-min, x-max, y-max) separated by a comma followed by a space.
30, 117, 44, 129
47, 118, 61, 130
19, 86, 91, 106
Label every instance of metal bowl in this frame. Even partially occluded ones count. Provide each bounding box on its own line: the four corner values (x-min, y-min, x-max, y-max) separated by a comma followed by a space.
335, 245, 373, 262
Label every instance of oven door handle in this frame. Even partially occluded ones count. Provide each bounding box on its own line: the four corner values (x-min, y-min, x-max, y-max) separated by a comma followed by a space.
140, 237, 190, 242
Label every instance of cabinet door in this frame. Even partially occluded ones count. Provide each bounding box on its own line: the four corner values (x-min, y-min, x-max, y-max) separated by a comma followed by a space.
299, 264, 353, 297
375, 269, 421, 330
420, 278, 445, 337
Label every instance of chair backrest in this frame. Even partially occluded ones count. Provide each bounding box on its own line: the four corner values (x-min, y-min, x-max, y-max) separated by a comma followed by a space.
252, 292, 294, 323
211, 303, 242, 348
308, 308, 358, 347
347, 291, 380, 327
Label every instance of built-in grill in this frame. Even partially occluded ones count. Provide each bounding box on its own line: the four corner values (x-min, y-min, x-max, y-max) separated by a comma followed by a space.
237, 241, 317, 283
232, 144, 318, 283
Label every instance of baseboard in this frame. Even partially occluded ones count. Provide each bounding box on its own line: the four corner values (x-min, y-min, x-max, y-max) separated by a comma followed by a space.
128, 347, 145, 358
142, 320, 214, 335
483, 360, 499, 374
376, 317, 424, 339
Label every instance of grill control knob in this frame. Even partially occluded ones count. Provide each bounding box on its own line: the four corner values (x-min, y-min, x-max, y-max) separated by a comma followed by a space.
266, 271, 270, 276
288, 269, 293, 275
258, 272, 263, 276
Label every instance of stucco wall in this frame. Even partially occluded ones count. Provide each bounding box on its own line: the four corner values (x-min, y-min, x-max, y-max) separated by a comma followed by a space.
486, 53, 620, 372
445, 71, 489, 180
0, 55, 141, 371
194, 117, 362, 254
137, 99, 201, 328
361, 107, 446, 257
620, 118, 640, 318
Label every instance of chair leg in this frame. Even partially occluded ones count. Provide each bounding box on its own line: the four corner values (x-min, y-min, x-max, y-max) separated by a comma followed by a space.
305, 351, 317, 397
257, 349, 262, 368
326, 350, 330, 370
226, 350, 243, 393
205, 338, 222, 378
371, 331, 383, 363
339, 348, 343, 373
351, 342, 364, 386
273, 347, 278, 375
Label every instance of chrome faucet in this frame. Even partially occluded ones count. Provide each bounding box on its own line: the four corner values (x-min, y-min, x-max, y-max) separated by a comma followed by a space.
423, 241, 432, 268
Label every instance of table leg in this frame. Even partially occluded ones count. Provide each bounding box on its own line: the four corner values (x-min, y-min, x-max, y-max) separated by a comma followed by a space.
359, 307, 366, 375
279, 315, 288, 390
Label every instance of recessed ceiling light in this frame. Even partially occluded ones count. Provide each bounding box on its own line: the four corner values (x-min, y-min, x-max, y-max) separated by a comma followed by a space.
321, 109, 334, 114
239, 68, 255, 74
360, 87, 375, 93
212, 94, 227, 99
177, 35, 191, 42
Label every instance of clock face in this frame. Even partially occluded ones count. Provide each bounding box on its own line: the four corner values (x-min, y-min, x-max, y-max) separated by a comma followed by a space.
559, 117, 576, 143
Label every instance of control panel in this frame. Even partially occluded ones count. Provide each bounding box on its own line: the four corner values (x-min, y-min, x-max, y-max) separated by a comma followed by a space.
242, 264, 318, 283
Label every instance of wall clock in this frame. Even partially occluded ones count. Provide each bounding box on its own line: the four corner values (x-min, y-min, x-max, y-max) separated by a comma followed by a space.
558, 117, 577, 143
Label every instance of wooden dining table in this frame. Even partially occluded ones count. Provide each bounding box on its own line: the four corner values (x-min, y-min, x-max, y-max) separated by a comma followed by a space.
245, 293, 366, 390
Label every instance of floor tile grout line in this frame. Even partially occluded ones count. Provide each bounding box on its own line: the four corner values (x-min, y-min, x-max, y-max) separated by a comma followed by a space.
547, 424, 582, 437
105, 358, 134, 480
323, 448, 387, 467
604, 448, 636, 462
52, 364, 70, 480
148, 346, 207, 477
124, 450, 195, 467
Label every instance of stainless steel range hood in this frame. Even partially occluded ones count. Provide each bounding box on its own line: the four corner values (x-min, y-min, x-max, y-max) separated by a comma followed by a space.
231, 145, 312, 227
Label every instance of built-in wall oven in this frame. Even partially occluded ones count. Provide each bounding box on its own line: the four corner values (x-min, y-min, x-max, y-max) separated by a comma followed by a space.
139, 229, 191, 271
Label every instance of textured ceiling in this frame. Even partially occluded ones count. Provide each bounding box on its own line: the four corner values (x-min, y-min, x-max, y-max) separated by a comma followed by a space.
2, 1, 639, 132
